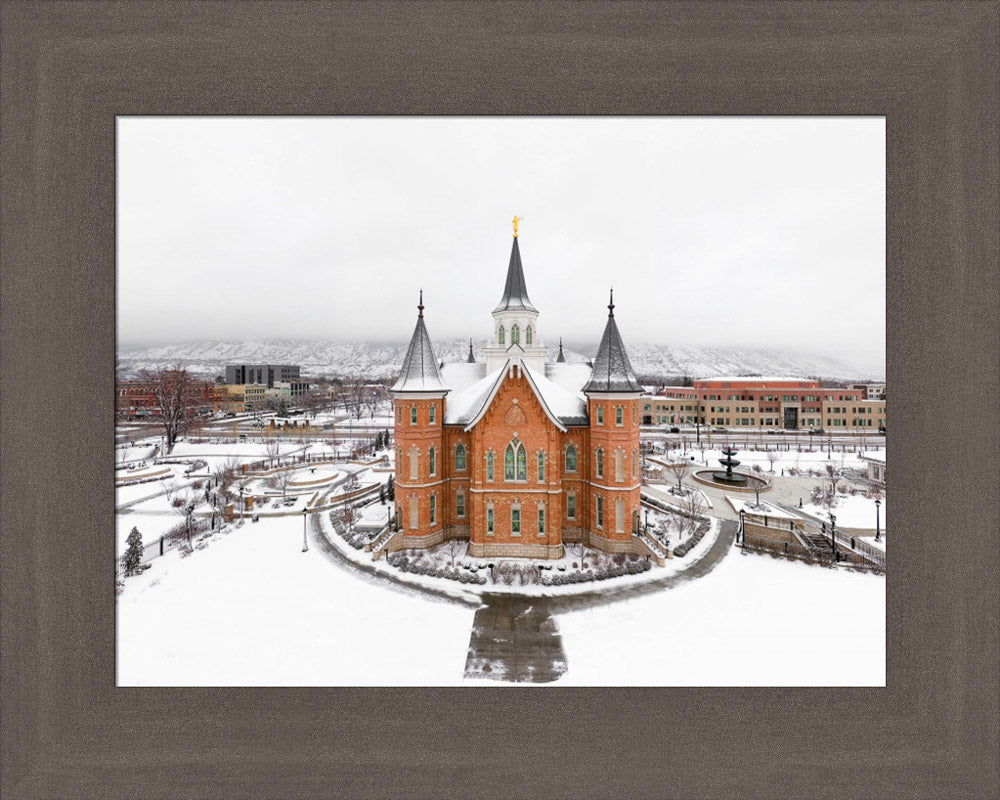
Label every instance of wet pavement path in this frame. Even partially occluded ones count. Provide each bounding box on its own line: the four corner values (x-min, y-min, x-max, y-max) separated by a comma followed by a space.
463, 520, 738, 682
464, 595, 567, 683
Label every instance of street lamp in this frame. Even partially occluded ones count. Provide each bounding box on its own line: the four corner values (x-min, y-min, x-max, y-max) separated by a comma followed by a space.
239, 486, 245, 523
301, 507, 309, 552
739, 508, 746, 545
644, 508, 649, 533
185, 502, 195, 546
874, 498, 881, 542
830, 513, 837, 562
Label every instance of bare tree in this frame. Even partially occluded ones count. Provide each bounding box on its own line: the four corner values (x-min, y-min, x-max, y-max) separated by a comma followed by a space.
267, 470, 294, 499
681, 492, 706, 539
171, 490, 199, 546
766, 449, 780, 474
141, 365, 202, 453
265, 437, 280, 469
444, 536, 464, 567
665, 462, 690, 494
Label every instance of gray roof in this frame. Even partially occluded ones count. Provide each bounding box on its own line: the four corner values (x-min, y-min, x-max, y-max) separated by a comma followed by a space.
391, 301, 448, 393
493, 237, 538, 313
583, 296, 643, 394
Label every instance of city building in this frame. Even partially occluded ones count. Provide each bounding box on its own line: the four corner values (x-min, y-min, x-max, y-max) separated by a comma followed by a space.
116, 375, 214, 420
642, 377, 886, 431
850, 382, 887, 400
862, 451, 886, 486
224, 364, 300, 388
391, 228, 644, 560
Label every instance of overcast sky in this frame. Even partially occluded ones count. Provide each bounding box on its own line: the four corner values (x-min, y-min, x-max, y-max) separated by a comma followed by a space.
118, 117, 885, 373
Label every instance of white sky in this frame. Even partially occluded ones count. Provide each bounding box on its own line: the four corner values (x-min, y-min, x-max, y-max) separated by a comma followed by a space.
118, 117, 885, 373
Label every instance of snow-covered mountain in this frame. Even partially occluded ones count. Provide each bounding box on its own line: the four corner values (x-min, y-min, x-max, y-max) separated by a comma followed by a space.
117, 337, 882, 382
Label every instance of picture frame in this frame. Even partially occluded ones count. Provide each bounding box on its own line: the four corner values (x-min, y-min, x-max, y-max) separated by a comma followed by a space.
1, 2, 996, 797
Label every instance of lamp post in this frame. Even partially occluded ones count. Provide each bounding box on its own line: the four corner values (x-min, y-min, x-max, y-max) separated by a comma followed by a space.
830, 513, 837, 562
874, 498, 881, 542
301, 507, 309, 552
185, 502, 195, 546
827, 437, 833, 460
239, 486, 245, 523
739, 508, 746, 545
644, 508, 649, 533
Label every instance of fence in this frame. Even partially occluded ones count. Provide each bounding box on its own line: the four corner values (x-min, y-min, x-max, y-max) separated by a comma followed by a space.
740, 531, 884, 574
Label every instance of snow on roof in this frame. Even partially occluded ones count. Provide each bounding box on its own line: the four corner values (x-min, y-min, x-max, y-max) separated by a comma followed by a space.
861, 450, 886, 463
440, 361, 487, 393
523, 364, 588, 426
699, 376, 818, 384
444, 367, 506, 426
544, 362, 593, 395
391, 315, 447, 393
582, 310, 642, 394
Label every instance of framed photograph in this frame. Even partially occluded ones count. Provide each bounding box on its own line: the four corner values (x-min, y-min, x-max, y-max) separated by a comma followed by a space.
2, 2, 996, 798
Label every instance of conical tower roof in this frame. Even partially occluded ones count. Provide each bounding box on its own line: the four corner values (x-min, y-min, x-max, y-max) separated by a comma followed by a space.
493, 237, 537, 313
583, 290, 642, 394
391, 292, 448, 393
556, 337, 566, 363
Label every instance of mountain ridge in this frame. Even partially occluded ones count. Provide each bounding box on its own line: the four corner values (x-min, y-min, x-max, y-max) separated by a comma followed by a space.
117, 338, 884, 382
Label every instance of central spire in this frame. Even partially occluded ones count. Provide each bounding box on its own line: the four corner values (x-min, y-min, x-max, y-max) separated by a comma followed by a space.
493, 236, 538, 313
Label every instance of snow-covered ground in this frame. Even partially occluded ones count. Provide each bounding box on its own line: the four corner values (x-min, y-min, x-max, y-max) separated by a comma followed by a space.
662, 445, 884, 476
802, 494, 887, 530
117, 515, 474, 686
555, 551, 885, 686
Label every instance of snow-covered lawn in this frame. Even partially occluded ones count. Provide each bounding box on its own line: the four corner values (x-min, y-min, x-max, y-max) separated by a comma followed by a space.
554, 551, 885, 686
726, 496, 799, 519
117, 515, 474, 686
665, 445, 885, 476
802, 494, 887, 530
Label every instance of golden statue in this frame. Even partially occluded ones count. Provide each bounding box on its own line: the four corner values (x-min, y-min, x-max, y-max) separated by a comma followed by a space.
512, 214, 522, 237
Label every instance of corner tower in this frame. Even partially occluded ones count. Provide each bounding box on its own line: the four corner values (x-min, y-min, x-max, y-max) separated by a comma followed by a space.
483, 220, 548, 373
390, 292, 449, 549
583, 290, 644, 552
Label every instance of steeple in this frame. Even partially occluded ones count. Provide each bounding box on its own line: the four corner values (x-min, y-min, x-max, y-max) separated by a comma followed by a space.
493, 237, 537, 313
583, 290, 642, 394
467, 339, 476, 363
391, 292, 447, 392
556, 337, 566, 363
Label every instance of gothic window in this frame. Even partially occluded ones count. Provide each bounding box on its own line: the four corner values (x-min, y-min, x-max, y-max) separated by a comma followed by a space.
486, 451, 495, 482
455, 444, 466, 471
565, 445, 577, 472
429, 495, 437, 525
596, 448, 604, 479
596, 496, 604, 529
504, 440, 527, 481
428, 446, 436, 476
537, 452, 545, 482
498, 325, 505, 345
567, 492, 576, 519
596, 405, 604, 425
456, 492, 465, 518
410, 406, 417, 425
525, 326, 533, 345
511, 506, 521, 534
487, 505, 495, 533
429, 405, 436, 424
396, 406, 401, 423
511, 324, 520, 345
616, 407, 623, 426
537, 506, 545, 535
396, 447, 401, 471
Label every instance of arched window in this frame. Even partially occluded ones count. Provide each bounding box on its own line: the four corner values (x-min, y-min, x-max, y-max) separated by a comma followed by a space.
525, 326, 533, 345
505, 440, 527, 481
537, 451, 545, 482
511, 324, 520, 345
486, 451, 495, 481
596, 448, 604, 478
455, 444, 466, 471
428, 446, 436, 476
565, 444, 577, 472
498, 326, 505, 345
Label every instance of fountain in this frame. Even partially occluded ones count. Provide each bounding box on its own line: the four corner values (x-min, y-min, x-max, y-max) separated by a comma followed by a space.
712, 447, 749, 486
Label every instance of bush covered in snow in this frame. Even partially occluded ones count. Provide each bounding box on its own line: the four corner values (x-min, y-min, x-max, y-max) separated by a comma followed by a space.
386, 554, 487, 585
672, 517, 711, 558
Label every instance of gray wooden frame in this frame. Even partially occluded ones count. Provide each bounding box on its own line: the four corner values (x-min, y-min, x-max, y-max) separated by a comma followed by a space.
1, 2, 997, 798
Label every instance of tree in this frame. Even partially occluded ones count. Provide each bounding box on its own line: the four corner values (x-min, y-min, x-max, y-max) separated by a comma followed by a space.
681, 492, 706, 539
172, 490, 198, 546
267, 470, 294, 499
123, 527, 143, 575
379, 484, 386, 505
142, 366, 203, 453
766, 449, 780, 474
386, 474, 395, 502
445, 536, 464, 567
265, 437, 280, 468
665, 462, 689, 494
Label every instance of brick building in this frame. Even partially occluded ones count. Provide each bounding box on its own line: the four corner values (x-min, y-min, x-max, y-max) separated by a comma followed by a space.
391, 232, 643, 560
642, 377, 886, 431
116, 374, 214, 420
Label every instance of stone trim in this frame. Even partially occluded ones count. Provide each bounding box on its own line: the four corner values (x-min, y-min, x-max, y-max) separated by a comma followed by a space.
467, 540, 565, 560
